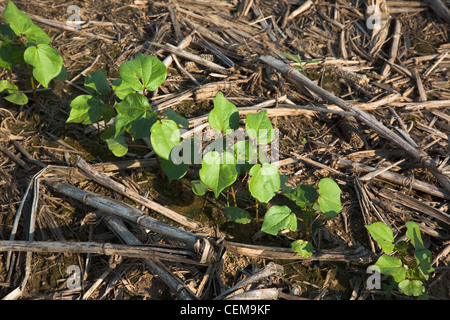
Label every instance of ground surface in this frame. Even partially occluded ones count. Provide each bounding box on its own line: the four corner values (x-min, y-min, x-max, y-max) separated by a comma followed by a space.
0, 0, 449, 300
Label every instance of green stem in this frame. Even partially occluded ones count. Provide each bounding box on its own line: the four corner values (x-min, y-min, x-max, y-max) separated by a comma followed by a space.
230, 186, 237, 207
255, 198, 259, 226
29, 72, 39, 114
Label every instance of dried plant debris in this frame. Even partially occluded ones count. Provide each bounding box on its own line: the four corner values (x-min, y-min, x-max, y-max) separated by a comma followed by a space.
0, 0, 450, 301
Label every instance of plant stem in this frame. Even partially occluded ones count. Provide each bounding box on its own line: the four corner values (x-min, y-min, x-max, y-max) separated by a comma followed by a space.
29, 72, 39, 114
255, 198, 259, 226
230, 186, 237, 207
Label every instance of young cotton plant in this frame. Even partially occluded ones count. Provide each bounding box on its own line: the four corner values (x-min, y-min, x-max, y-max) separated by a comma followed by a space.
154, 92, 343, 258
0, 1, 65, 111
262, 178, 343, 258
365, 221, 434, 298
66, 53, 182, 157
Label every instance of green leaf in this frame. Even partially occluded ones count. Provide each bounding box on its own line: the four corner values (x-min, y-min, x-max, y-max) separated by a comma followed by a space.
374, 254, 406, 283
248, 163, 280, 203
245, 110, 274, 145
0, 24, 15, 41
101, 125, 128, 157
284, 184, 318, 209
191, 180, 209, 196
405, 221, 435, 278
317, 178, 342, 218
115, 93, 156, 140
261, 205, 297, 236
0, 41, 22, 70
23, 44, 63, 88
67, 95, 105, 125
119, 53, 167, 92
150, 119, 180, 160
5, 90, 28, 105
56, 65, 68, 81
208, 92, 239, 131
84, 71, 110, 95
225, 207, 252, 224
162, 109, 189, 128
0, 80, 17, 92
161, 158, 188, 183
0, 80, 28, 105
233, 140, 258, 174
111, 78, 136, 100
3, 1, 51, 46
280, 174, 293, 193
398, 280, 425, 297
102, 104, 116, 124
199, 151, 238, 199
365, 222, 395, 254
291, 240, 313, 258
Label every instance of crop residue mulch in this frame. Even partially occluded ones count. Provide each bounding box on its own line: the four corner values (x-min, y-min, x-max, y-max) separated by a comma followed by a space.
0, 0, 449, 300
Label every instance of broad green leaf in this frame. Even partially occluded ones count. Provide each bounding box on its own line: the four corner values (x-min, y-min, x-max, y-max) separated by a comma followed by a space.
119, 53, 167, 92
0, 41, 22, 70
248, 163, 280, 203
67, 95, 105, 125
374, 254, 406, 283
56, 65, 68, 81
0, 24, 15, 41
3, 1, 51, 45
101, 126, 128, 157
261, 205, 297, 235
111, 78, 136, 100
365, 222, 394, 254
5, 90, 28, 105
225, 207, 252, 224
398, 280, 425, 297
208, 92, 239, 131
0, 80, 17, 92
162, 109, 189, 128
280, 174, 293, 193
161, 158, 188, 183
23, 44, 63, 88
406, 221, 435, 278
0, 80, 28, 105
291, 240, 313, 258
245, 110, 274, 145
84, 71, 110, 95
102, 104, 116, 124
233, 140, 258, 174
191, 180, 209, 196
150, 119, 180, 160
115, 93, 156, 140
405, 221, 425, 250
284, 184, 318, 209
317, 178, 342, 218
22, 24, 52, 46
199, 151, 238, 198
